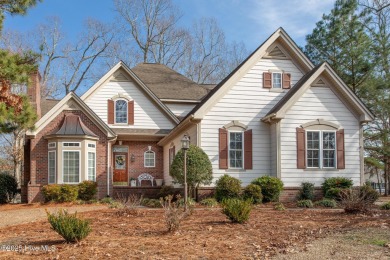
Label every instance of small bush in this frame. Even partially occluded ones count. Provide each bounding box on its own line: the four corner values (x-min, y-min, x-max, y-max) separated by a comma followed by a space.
157, 185, 180, 199
215, 175, 242, 202
177, 197, 196, 208
78, 181, 98, 201
199, 198, 218, 207
142, 198, 162, 208
0, 174, 18, 204
46, 209, 91, 243
251, 176, 283, 202
160, 195, 189, 232
297, 182, 315, 201
339, 186, 379, 214
380, 201, 390, 210
221, 198, 252, 223
314, 199, 337, 208
243, 184, 263, 204
100, 197, 115, 204
274, 202, 285, 211
322, 177, 353, 200
42, 184, 62, 202
59, 185, 79, 202
297, 199, 313, 208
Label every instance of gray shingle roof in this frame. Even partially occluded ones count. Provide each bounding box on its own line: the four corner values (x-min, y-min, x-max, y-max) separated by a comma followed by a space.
131, 63, 211, 101
41, 99, 60, 116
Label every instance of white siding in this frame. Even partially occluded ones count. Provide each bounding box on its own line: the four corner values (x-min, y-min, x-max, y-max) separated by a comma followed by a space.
270, 123, 277, 177
200, 58, 304, 186
84, 80, 175, 129
280, 86, 361, 187
165, 103, 196, 117
163, 124, 198, 185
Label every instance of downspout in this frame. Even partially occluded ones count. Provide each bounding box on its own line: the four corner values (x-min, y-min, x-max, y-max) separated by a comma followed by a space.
107, 141, 110, 197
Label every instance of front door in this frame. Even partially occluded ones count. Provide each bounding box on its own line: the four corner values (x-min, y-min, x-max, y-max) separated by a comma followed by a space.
113, 153, 128, 184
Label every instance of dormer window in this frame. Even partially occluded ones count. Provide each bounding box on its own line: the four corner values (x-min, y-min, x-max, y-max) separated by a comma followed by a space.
115, 99, 128, 124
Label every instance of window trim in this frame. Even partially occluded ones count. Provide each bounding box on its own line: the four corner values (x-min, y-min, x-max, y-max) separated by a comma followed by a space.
62, 150, 81, 184
87, 143, 96, 148
62, 142, 81, 147
88, 151, 96, 181
305, 130, 337, 169
114, 99, 128, 124
272, 72, 282, 89
48, 142, 56, 149
48, 151, 56, 184
228, 130, 244, 169
144, 150, 156, 168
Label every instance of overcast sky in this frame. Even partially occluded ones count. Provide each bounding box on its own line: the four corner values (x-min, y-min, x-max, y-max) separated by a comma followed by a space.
4, 0, 335, 51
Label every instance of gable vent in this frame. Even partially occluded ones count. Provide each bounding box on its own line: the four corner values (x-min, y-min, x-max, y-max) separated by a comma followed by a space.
313, 78, 327, 87
268, 46, 287, 59
110, 72, 129, 82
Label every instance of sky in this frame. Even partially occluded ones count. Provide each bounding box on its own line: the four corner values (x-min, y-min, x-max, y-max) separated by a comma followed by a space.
4, 0, 336, 51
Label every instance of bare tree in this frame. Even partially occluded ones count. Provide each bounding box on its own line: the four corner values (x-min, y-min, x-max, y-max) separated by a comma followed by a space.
114, 0, 183, 63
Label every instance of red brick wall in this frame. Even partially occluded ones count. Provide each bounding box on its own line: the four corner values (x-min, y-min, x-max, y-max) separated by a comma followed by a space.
25, 110, 111, 203
119, 141, 164, 186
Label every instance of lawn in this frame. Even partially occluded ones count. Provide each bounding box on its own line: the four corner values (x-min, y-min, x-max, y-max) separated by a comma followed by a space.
0, 204, 390, 259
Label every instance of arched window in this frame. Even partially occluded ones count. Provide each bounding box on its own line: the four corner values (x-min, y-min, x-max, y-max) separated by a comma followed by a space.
144, 150, 155, 167
115, 99, 128, 124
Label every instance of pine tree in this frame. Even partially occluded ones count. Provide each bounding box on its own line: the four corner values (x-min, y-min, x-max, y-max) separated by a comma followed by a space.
305, 0, 373, 94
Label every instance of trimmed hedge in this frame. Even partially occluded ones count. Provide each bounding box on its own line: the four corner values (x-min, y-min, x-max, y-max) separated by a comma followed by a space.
243, 184, 263, 204
42, 184, 79, 203
78, 181, 98, 201
322, 177, 353, 200
215, 175, 242, 202
221, 198, 252, 223
251, 176, 283, 202
0, 174, 18, 204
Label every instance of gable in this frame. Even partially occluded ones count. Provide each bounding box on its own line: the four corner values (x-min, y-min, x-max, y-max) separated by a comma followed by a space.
81, 62, 179, 126
84, 73, 176, 130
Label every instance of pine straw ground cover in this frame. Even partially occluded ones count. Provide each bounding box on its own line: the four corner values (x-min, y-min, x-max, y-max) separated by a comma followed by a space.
0, 207, 389, 259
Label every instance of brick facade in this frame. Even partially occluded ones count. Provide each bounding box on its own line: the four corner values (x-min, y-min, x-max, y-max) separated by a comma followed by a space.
23, 110, 111, 203
114, 140, 164, 186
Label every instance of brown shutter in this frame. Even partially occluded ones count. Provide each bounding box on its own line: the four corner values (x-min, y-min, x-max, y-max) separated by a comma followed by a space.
263, 72, 272, 88
219, 128, 228, 169
282, 73, 291, 89
244, 129, 253, 170
107, 99, 114, 124
337, 129, 345, 169
296, 128, 306, 169
128, 100, 134, 125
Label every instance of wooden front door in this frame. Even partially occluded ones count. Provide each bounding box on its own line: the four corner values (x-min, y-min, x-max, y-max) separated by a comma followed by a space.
113, 153, 128, 183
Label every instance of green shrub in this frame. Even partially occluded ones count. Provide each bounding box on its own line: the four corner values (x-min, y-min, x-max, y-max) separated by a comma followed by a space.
380, 201, 390, 210
0, 174, 18, 204
157, 185, 179, 199
199, 198, 218, 207
297, 199, 313, 208
251, 176, 283, 202
243, 184, 263, 204
100, 197, 115, 204
215, 175, 242, 202
221, 198, 252, 223
359, 185, 380, 203
142, 198, 162, 208
78, 181, 98, 201
322, 177, 353, 200
177, 197, 196, 208
314, 199, 337, 208
274, 202, 285, 211
297, 182, 315, 201
46, 209, 91, 243
42, 184, 62, 202
60, 185, 79, 202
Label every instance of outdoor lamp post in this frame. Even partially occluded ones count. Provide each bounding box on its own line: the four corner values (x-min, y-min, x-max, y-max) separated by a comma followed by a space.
181, 135, 190, 211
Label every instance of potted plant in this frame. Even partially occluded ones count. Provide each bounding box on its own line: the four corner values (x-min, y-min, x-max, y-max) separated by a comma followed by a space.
155, 179, 163, 187
130, 178, 137, 187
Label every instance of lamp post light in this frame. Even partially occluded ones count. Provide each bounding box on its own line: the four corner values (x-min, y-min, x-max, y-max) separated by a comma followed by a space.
181, 135, 190, 211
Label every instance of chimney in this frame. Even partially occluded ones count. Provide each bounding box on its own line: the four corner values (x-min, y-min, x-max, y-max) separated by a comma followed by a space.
28, 71, 42, 119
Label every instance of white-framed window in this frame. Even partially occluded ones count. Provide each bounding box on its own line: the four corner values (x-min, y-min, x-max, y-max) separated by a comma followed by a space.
306, 130, 336, 168
272, 72, 282, 88
115, 99, 128, 124
88, 143, 96, 148
144, 150, 155, 167
48, 142, 56, 148
229, 131, 244, 169
48, 151, 56, 184
63, 142, 80, 147
63, 151, 80, 183
88, 152, 96, 181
